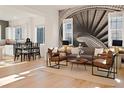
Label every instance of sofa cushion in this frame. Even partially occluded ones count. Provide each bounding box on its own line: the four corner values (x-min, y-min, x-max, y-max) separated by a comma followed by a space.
67, 54, 77, 59
82, 47, 94, 55
81, 55, 93, 60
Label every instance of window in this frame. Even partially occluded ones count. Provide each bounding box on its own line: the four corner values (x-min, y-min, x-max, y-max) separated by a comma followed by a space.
15, 26, 22, 40
111, 16, 122, 40
36, 26, 45, 44
108, 12, 124, 47
63, 18, 73, 45
111, 17, 122, 29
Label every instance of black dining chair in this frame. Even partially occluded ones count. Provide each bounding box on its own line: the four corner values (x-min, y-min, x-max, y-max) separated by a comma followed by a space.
32, 43, 41, 59
14, 44, 22, 61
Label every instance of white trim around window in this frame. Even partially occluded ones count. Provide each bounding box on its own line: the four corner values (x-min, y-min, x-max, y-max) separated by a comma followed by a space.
63, 18, 73, 45
35, 25, 45, 44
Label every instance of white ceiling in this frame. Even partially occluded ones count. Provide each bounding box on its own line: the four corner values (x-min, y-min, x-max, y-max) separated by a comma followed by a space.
26, 5, 77, 10
0, 5, 77, 21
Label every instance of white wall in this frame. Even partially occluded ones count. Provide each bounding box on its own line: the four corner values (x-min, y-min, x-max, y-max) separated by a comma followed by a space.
9, 17, 45, 41
44, 11, 59, 48
9, 10, 59, 59
43, 11, 59, 59
0, 25, 1, 40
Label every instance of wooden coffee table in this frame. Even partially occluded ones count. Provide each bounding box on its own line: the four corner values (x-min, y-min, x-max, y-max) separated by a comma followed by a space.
68, 57, 88, 70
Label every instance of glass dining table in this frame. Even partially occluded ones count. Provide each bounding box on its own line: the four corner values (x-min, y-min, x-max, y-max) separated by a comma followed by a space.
15, 46, 40, 62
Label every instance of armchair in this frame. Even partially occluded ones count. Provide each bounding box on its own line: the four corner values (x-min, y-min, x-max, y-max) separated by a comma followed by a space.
46, 48, 67, 69
92, 51, 116, 79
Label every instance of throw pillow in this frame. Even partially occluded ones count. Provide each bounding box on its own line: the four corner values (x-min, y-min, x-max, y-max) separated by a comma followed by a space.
58, 46, 65, 52
48, 48, 59, 57
52, 47, 59, 56
108, 47, 115, 52
52, 47, 58, 53
66, 46, 72, 54
71, 47, 79, 54
94, 48, 104, 56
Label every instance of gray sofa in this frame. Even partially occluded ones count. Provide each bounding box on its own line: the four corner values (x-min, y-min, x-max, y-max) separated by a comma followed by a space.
67, 47, 95, 65
80, 47, 94, 64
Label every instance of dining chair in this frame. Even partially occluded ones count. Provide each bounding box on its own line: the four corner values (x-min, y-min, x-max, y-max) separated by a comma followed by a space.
14, 44, 21, 61
31, 43, 41, 59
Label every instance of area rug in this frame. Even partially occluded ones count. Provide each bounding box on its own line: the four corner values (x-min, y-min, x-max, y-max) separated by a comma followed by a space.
41, 64, 118, 87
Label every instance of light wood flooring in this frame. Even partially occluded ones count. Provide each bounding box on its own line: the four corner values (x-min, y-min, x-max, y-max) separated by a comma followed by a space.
0, 57, 124, 88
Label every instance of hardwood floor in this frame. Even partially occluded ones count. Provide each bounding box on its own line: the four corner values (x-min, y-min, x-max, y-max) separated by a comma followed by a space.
0, 57, 124, 88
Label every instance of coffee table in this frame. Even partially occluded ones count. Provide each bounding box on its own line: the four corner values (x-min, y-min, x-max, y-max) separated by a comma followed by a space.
68, 57, 88, 70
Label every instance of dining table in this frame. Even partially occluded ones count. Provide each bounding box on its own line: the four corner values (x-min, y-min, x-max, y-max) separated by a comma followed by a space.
15, 46, 40, 62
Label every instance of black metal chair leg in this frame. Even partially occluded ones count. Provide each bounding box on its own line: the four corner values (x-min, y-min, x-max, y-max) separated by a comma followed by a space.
57, 61, 60, 69
92, 63, 94, 75
66, 60, 68, 66
17, 56, 19, 60
71, 63, 73, 70
28, 54, 30, 61
49, 60, 51, 66
107, 69, 110, 77
84, 64, 86, 70
14, 56, 16, 61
